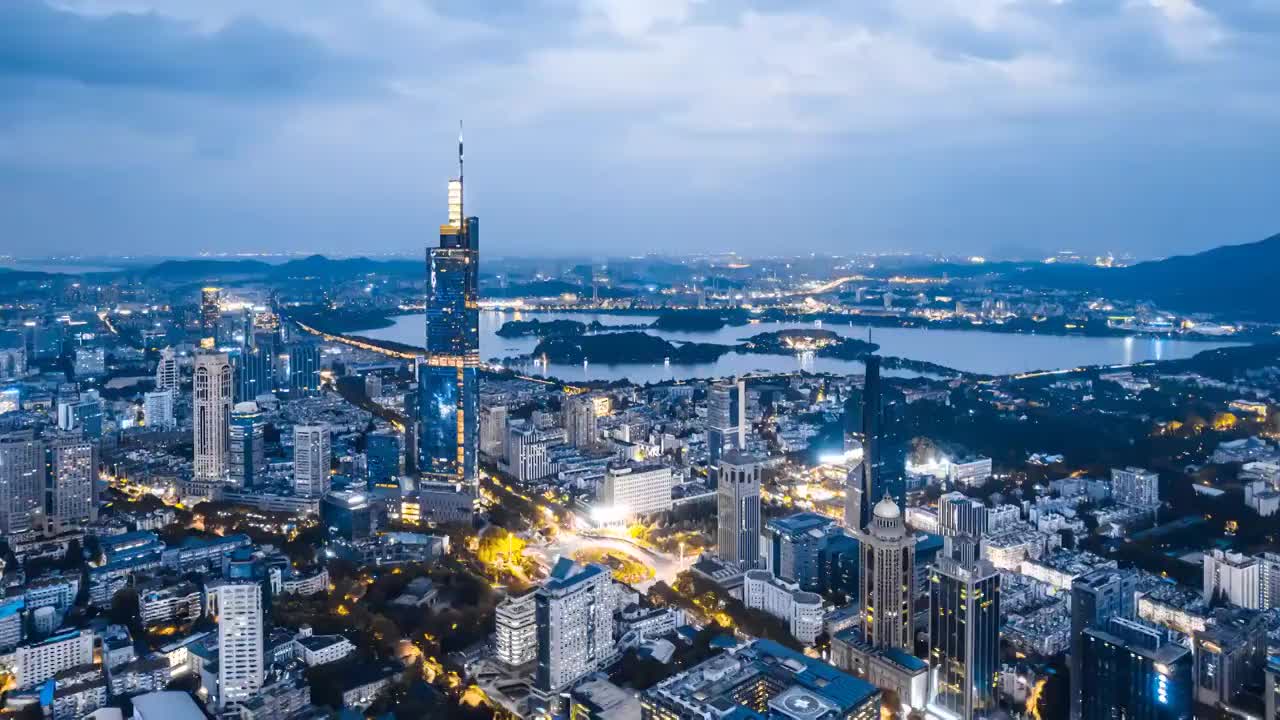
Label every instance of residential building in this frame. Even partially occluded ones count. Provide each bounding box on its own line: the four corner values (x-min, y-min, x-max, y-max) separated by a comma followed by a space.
213, 580, 265, 709
1112, 466, 1160, 508
143, 389, 175, 430
0, 431, 44, 534
534, 559, 615, 699
495, 591, 537, 668
1203, 549, 1261, 609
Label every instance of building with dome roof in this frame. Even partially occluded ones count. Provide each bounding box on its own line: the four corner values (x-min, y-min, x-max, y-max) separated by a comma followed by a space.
857, 495, 915, 650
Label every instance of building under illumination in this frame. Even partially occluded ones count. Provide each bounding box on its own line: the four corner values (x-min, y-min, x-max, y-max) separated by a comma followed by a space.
418, 128, 479, 504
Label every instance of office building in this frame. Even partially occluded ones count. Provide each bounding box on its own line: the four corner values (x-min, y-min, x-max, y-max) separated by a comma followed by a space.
716, 451, 762, 570
766, 511, 836, 591
213, 580, 265, 709
597, 463, 674, 520
143, 389, 175, 430
1193, 607, 1267, 709
236, 345, 273, 402
365, 430, 401, 489
534, 559, 615, 698
641, 639, 881, 720
851, 357, 907, 528
938, 492, 987, 537
193, 352, 232, 493
743, 570, 826, 645
45, 436, 97, 532
1071, 568, 1138, 719
154, 348, 179, 392
418, 130, 479, 494
287, 342, 321, 396
495, 591, 537, 668
1203, 549, 1260, 609
1112, 466, 1160, 508
1079, 617, 1192, 720
0, 431, 45, 534
857, 496, 914, 651
706, 379, 745, 487
927, 536, 1000, 720
228, 402, 265, 490
293, 425, 331, 497
319, 490, 375, 542
201, 287, 222, 340
562, 395, 597, 448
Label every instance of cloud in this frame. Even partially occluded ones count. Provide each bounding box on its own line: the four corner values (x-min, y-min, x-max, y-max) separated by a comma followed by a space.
0, 0, 1278, 258
0, 0, 372, 94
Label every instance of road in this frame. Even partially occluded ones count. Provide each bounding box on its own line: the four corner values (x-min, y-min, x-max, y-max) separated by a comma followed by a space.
532, 529, 684, 593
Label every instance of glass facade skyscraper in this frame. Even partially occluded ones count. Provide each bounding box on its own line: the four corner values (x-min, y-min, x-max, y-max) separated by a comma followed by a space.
418, 131, 479, 495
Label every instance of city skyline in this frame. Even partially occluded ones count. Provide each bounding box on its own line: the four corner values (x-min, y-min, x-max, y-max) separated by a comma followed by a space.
3, 0, 1279, 259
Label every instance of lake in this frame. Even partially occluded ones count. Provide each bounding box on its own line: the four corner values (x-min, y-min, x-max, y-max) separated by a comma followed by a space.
355, 310, 1243, 382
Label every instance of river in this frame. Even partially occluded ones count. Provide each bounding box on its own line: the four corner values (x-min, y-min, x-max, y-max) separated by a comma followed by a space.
354, 310, 1243, 382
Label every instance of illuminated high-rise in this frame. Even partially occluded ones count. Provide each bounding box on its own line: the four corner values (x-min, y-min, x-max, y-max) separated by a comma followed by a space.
193, 352, 232, 496
201, 287, 222, 341
418, 126, 479, 497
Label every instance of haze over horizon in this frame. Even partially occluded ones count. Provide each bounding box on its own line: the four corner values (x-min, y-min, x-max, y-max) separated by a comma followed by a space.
3, 0, 1278, 260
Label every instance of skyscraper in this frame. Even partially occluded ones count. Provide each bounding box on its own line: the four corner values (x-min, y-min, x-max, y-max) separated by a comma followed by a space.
293, 425, 331, 497
201, 287, 222, 341
236, 345, 273, 402
0, 431, 44, 534
287, 342, 320, 396
365, 430, 401, 489
213, 580, 265, 710
1071, 568, 1138, 719
154, 347, 178, 392
45, 435, 97, 532
716, 451, 762, 570
418, 127, 479, 497
857, 495, 915, 650
1079, 617, 1192, 720
193, 352, 232, 496
705, 379, 745, 487
927, 536, 1000, 720
228, 402, 265, 490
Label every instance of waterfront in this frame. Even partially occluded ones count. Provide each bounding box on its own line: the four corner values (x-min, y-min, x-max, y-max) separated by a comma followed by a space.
356, 310, 1244, 381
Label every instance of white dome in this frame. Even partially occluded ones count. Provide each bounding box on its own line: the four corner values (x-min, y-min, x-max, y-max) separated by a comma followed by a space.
873, 496, 901, 520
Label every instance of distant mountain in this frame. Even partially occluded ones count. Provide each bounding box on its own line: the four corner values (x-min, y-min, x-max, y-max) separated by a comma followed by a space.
1019, 232, 1280, 319
140, 259, 273, 280
137, 255, 421, 282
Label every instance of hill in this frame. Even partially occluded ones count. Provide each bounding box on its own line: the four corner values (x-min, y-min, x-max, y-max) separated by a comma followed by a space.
1019, 232, 1280, 319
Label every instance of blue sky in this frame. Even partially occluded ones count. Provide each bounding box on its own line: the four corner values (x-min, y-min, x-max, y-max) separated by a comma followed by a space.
2, 0, 1277, 259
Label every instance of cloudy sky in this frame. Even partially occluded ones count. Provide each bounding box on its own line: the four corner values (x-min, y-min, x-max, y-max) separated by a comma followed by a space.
2, 0, 1278, 260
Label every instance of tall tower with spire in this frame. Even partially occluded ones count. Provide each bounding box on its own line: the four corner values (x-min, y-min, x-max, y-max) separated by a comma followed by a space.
418, 125, 480, 497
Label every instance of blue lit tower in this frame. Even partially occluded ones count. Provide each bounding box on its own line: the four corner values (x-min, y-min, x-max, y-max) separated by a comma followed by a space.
418, 124, 479, 493
855, 355, 906, 528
